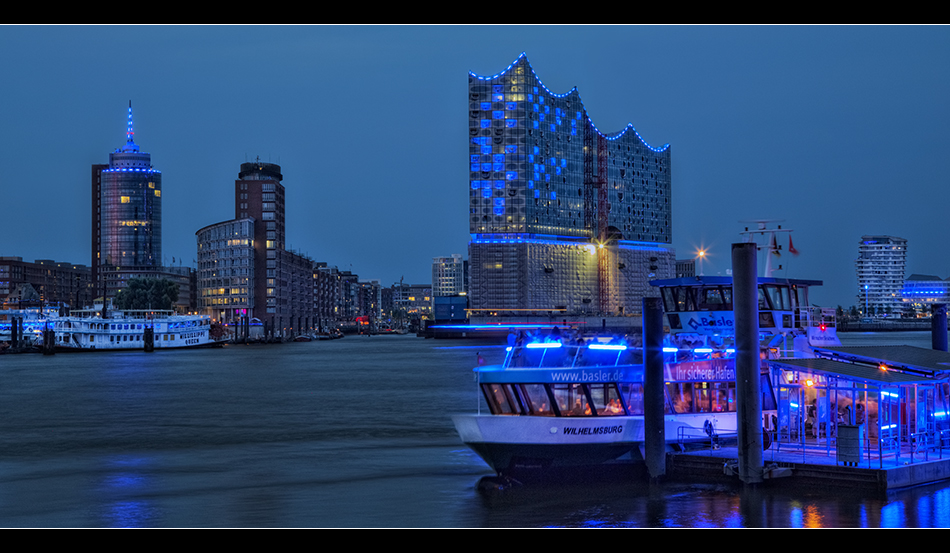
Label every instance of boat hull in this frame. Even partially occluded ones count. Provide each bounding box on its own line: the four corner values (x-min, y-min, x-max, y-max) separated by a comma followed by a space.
453, 413, 736, 475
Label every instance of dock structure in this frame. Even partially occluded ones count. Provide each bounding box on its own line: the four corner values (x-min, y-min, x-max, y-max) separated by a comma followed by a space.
669, 345, 950, 492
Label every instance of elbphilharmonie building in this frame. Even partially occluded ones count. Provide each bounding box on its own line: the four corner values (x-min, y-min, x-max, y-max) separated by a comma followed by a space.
467, 54, 675, 315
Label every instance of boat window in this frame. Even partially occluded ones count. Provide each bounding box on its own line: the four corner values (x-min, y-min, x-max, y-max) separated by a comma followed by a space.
763, 285, 790, 311
551, 383, 592, 416
699, 287, 731, 310
660, 288, 675, 312
761, 374, 777, 411
481, 384, 521, 415
686, 381, 736, 413
667, 383, 693, 414
757, 287, 771, 310
722, 287, 732, 306
519, 384, 555, 416
620, 383, 644, 415
588, 383, 626, 416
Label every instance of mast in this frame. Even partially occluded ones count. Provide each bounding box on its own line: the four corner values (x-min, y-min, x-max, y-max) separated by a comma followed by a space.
738, 220, 795, 278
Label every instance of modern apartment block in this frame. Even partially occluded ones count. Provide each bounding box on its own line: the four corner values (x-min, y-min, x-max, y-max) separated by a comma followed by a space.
467, 54, 675, 315
856, 235, 907, 314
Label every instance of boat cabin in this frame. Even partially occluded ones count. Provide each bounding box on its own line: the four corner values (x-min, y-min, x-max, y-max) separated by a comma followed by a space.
650, 276, 833, 338
478, 341, 774, 425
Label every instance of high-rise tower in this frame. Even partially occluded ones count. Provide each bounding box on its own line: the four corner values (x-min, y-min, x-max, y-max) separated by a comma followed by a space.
235, 160, 285, 318
467, 54, 675, 315
856, 235, 907, 315
92, 102, 163, 300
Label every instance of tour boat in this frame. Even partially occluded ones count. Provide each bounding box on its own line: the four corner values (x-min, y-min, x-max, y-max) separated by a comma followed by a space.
51, 308, 215, 351
452, 275, 839, 479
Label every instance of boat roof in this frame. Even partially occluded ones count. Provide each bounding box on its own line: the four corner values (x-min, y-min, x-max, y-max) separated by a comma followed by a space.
768, 357, 944, 385
812, 345, 950, 377
650, 276, 824, 288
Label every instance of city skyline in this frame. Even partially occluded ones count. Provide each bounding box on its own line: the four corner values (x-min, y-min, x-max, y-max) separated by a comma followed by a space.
2, 25, 949, 308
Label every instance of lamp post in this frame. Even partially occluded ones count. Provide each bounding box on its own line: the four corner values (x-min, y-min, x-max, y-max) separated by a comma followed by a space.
865, 284, 869, 316
697, 249, 706, 276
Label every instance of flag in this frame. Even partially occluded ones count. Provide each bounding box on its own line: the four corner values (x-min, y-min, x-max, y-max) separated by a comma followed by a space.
789, 236, 799, 256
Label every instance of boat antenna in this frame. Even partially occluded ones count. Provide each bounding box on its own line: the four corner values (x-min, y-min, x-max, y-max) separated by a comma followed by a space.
738, 220, 794, 278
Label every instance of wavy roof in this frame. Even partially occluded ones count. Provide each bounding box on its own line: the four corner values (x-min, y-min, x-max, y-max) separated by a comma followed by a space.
470, 53, 669, 153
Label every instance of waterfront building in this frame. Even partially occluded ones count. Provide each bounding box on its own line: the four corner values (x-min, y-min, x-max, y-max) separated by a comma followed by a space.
432, 254, 467, 298
196, 161, 312, 336
467, 54, 675, 315
901, 274, 950, 316
675, 258, 696, 278
92, 103, 163, 301
856, 235, 907, 315
196, 218, 255, 322
0, 257, 92, 308
392, 282, 432, 317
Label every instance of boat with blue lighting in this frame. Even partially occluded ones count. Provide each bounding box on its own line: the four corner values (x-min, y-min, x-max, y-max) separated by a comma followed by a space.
452, 272, 840, 479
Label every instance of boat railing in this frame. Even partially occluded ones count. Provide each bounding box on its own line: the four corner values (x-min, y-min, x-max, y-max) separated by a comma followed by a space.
503, 342, 641, 369
794, 306, 837, 330
501, 341, 743, 370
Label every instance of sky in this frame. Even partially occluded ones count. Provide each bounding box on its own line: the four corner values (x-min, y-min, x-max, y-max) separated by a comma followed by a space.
1, 25, 948, 308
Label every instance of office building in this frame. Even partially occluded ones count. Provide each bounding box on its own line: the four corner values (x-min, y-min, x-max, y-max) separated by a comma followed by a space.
467, 54, 675, 315
856, 235, 907, 315
197, 161, 312, 335
432, 254, 466, 298
92, 102, 162, 301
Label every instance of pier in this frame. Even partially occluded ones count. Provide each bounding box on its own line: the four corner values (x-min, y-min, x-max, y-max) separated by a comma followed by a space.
668, 442, 950, 493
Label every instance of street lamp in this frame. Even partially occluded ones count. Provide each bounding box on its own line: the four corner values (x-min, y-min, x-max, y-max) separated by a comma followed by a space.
865, 284, 869, 316
697, 249, 706, 276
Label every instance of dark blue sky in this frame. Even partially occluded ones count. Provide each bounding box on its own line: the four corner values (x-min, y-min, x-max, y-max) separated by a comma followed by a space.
2, 25, 948, 307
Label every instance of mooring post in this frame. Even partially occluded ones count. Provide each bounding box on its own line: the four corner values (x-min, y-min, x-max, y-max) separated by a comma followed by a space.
932, 304, 947, 352
643, 296, 665, 482
733, 242, 763, 485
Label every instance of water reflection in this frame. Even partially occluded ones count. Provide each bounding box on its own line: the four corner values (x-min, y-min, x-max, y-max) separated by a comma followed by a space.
96, 455, 158, 528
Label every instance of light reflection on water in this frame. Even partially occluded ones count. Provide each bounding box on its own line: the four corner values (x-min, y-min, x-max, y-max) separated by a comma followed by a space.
0, 332, 947, 527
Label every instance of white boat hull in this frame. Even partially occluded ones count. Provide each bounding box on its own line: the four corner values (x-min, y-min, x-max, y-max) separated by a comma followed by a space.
453, 412, 736, 474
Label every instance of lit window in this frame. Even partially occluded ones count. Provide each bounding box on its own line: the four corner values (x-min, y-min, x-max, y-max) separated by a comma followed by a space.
120, 196, 130, 203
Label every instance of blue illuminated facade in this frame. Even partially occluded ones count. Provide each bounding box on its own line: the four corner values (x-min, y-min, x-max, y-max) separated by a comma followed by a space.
468, 54, 675, 314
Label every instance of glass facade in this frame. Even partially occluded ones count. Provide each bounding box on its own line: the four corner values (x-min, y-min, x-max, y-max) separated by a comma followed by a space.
467, 55, 675, 313
468, 54, 671, 242
97, 104, 162, 273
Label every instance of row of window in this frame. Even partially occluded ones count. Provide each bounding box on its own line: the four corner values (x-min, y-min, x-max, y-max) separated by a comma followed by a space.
482, 380, 750, 417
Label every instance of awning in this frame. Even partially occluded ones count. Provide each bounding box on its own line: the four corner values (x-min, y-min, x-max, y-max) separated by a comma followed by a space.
769, 356, 946, 386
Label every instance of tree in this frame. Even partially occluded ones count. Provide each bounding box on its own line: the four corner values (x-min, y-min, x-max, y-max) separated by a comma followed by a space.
113, 278, 180, 311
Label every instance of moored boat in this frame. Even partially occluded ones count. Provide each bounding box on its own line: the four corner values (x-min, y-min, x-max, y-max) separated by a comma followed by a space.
452, 273, 839, 479
51, 308, 215, 351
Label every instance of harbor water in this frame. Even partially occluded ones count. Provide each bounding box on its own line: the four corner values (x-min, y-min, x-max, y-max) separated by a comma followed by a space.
2, 331, 950, 527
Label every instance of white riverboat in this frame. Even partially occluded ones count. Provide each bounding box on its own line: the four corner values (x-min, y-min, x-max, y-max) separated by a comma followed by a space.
452, 275, 840, 479
51, 308, 215, 351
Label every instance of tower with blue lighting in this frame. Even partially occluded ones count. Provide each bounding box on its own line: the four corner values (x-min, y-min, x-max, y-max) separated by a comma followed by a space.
468, 54, 675, 315
92, 102, 163, 301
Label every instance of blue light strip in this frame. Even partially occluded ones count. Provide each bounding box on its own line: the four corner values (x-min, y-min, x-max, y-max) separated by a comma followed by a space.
469, 52, 670, 153
588, 344, 627, 351
469, 233, 671, 251
525, 342, 562, 349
